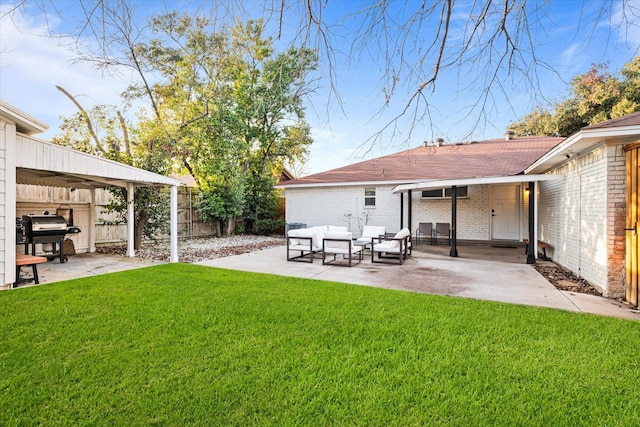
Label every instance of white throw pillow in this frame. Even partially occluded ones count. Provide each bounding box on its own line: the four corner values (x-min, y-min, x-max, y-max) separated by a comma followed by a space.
389, 228, 411, 249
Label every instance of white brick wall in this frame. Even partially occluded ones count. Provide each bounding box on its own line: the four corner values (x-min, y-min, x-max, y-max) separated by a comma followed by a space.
286, 183, 526, 241
285, 185, 403, 236
410, 185, 495, 240
538, 144, 625, 297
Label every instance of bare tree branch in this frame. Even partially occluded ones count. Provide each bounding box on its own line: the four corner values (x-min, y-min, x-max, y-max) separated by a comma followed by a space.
55, 84, 106, 156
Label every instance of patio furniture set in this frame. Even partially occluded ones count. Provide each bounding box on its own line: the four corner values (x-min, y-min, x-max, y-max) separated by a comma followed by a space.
286, 225, 413, 266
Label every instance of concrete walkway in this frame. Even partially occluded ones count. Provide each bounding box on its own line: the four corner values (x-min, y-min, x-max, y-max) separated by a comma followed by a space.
197, 245, 640, 321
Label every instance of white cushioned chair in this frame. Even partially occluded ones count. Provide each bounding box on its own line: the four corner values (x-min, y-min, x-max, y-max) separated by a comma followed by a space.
287, 228, 323, 263
322, 231, 364, 267
371, 228, 412, 265
356, 225, 387, 248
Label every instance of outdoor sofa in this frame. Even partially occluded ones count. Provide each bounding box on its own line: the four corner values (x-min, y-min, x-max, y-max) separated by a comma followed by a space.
286, 225, 349, 263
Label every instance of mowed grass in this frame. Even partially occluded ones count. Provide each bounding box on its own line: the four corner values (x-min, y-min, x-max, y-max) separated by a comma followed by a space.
1, 263, 640, 426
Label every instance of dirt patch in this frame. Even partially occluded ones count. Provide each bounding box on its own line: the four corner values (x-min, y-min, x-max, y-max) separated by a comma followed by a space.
533, 264, 602, 296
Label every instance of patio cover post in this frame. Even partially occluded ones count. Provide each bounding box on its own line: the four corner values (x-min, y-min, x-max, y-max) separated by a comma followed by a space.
450, 185, 458, 257
126, 183, 135, 258
400, 192, 404, 229
527, 181, 536, 264
408, 189, 412, 233
170, 185, 178, 262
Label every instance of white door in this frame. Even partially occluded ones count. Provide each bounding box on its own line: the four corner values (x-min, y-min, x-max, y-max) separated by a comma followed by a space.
491, 185, 520, 240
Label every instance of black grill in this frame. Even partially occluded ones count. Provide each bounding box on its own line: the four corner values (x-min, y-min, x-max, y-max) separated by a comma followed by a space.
21, 214, 76, 263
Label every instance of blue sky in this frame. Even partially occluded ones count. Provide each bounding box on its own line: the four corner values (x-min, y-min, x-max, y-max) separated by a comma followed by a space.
1, 0, 639, 174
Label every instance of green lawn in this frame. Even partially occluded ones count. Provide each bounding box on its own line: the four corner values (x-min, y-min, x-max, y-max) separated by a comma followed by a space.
2, 263, 639, 426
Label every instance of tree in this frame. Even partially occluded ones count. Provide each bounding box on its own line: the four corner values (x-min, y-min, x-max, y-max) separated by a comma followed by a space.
52, 88, 170, 249
510, 57, 640, 137
125, 16, 315, 235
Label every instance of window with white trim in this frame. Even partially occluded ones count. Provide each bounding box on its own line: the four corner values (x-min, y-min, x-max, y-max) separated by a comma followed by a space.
364, 188, 376, 206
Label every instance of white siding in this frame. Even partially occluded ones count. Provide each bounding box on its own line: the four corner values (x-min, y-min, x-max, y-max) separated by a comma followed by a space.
0, 119, 7, 286
0, 118, 17, 287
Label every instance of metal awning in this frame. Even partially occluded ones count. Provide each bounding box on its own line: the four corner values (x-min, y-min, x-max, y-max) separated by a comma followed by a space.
391, 174, 564, 194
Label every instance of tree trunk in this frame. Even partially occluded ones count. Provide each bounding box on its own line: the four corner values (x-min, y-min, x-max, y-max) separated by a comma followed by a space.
134, 210, 149, 250
215, 221, 222, 238
226, 218, 235, 236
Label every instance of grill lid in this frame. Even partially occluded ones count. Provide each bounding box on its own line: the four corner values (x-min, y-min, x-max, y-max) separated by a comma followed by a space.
22, 215, 68, 232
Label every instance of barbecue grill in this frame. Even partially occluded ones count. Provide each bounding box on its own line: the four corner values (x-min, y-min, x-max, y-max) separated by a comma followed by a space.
21, 214, 80, 263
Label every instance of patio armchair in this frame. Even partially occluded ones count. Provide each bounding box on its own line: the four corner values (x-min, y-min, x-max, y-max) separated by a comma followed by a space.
434, 222, 451, 245
322, 231, 364, 267
355, 225, 387, 248
371, 228, 412, 265
287, 228, 323, 263
416, 222, 434, 245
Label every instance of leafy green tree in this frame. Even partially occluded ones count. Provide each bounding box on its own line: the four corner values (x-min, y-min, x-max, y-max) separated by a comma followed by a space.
510, 57, 640, 137
127, 16, 315, 235
51, 96, 170, 249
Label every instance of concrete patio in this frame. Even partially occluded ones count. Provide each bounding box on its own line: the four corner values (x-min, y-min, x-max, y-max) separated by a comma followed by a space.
9, 243, 640, 321
196, 244, 640, 321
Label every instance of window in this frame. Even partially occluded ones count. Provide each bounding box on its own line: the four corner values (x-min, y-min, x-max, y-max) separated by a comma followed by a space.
421, 186, 468, 199
364, 188, 376, 206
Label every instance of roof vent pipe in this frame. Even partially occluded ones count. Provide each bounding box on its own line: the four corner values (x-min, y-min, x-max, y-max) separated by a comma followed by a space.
505, 130, 515, 140
436, 138, 444, 146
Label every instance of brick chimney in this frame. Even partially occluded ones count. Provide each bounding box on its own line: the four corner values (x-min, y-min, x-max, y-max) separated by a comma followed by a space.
505, 130, 515, 141
436, 138, 444, 146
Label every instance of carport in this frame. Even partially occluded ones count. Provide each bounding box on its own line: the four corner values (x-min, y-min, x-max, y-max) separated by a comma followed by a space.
392, 174, 564, 262
2, 100, 181, 287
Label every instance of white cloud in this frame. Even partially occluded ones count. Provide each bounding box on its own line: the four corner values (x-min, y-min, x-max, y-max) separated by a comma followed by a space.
0, 3, 132, 139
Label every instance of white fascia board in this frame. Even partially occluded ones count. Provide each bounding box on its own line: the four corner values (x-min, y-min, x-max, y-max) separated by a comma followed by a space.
391, 174, 564, 194
276, 180, 415, 189
0, 100, 49, 135
526, 126, 640, 174
17, 136, 181, 187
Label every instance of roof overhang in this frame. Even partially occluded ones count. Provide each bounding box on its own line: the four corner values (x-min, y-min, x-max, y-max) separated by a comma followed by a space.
276, 179, 411, 189
0, 99, 49, 135
526, 126, 640, 174
392, 174, 564, 194
16, 135, 181, 189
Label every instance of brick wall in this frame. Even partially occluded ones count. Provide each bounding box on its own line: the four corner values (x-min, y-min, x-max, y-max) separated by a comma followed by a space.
285, 185, 403, 236
286, 183, 525, 241
538, 144, 625, 297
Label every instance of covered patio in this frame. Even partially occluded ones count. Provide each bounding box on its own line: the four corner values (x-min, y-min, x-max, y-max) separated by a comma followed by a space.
2, 100, 181, 287
392, 174, 565, 263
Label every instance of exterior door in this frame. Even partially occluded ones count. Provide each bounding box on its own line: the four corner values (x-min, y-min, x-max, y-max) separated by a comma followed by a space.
626, 144, 640, 306
491, 185, 520, 240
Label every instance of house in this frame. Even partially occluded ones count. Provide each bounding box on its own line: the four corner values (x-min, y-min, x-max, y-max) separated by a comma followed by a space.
278, 115, 640, 302
1, 100, 181, 288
